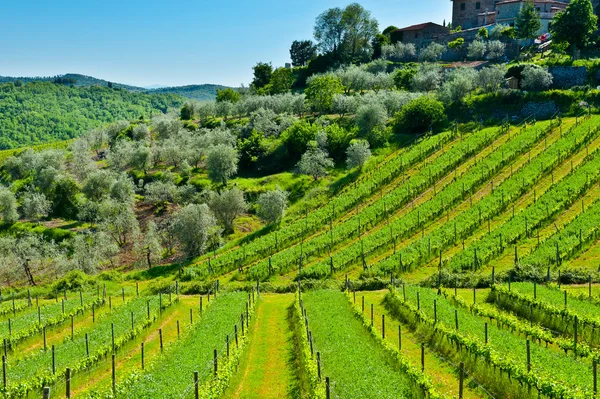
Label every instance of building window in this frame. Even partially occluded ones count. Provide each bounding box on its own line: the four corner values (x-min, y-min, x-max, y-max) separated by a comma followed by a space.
460, 3, 466, 10
476, 2, 481, 9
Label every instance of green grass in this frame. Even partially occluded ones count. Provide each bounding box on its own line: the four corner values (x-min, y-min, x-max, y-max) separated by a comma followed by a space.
302, 289, 423, 399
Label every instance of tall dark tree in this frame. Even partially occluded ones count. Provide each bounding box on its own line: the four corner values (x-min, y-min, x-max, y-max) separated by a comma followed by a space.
551, 0, 598, 58
515, 0, 542, 40
251, 62, 273, 90
382, 25, 399, 37
341, 3, 379, 62
314, 7, 345, 56
290, 40, 318, 67
372, 34, 390, 59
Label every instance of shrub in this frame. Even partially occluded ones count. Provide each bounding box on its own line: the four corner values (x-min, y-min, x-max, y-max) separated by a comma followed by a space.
391, 96, 446, 134
355, 103, 388, 136
467, 40, 487, 60
412, 63, 443, 92
448, 38, 465, 50
521, 65, 553, 91
418, 43, 445, 62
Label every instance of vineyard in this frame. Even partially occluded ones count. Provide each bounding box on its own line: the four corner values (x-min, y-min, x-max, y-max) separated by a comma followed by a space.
9, 115, 600, 398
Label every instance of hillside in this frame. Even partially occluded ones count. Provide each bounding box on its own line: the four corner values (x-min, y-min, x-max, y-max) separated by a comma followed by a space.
145, 84, 230, 101
0, 74, 230, 101
0, 81, 184, 148
0, 73, 145, 91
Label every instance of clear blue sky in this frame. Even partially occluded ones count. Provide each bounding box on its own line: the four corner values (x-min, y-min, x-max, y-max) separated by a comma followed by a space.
0, 0, 451, 87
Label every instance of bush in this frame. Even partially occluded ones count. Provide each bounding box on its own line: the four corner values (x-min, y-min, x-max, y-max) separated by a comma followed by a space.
521, 65, 553, 91
391, 96, 446, 134
448, 38, 465, 50
355, 103, 388, 136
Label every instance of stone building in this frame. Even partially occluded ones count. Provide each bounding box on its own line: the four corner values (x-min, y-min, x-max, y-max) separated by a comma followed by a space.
452, 0, 569, 33
451, 0, 496, 29
392, 22, 451, 47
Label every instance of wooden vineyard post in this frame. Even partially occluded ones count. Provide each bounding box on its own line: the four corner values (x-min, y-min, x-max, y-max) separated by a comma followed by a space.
112, 353, 116, 395
122, 287, 125, 302
399, 325, 402, 350
370, 304, 374, 327
111, 323, 115, 353
565, 291, 568, 308
200, 296, 203, 314
92, 304, 95, 323
177, 320, 180, 338
43, 387, 50, 399
421, 343, 425, 372
534, 282, 537, 299
136, 282, 139, 297
434, 300, 437, 324
43, 327, 47, 350
526, 339, 531, 372
147, 301, 150, 319
213, 349, 218, 376
473, 287, 476, 305
455, 310, 459, 330
485, 323, 488, 344
71, 316, 74, 340
362, 296, 364, 312
2, 355, 6, 388
417, 292, 420, 310
590, 276, 593, 299
317, 352, 322, 380
66, 368, 71, 399
141, 343, 145, 370
459, 362, 464, 399
52, 345, 56, 374
226, 335, 229, 357
194, 371, 199, 399
159, 328, 163, 351
85, 334, 89, 357
235, 325, 238, 348
326, 377, 331, 399
132, 312, 135, 331
190, 309, 193, 325
594, 359, 597, 397
109, 296, 112, 311
382, 315, 385, 339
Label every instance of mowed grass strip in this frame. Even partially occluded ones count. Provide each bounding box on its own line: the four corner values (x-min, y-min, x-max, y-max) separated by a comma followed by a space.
302, 289, 420, 399
222, 293, 294, 399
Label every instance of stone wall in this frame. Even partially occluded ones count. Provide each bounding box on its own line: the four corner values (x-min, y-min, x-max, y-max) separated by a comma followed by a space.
549, 66, 588, 89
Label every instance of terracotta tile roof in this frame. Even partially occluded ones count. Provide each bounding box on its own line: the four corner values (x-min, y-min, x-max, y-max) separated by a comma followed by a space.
396, 22, 447, 32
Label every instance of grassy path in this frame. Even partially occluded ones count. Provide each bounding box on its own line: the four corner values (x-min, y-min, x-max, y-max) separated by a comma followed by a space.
358, 291, 488, 399
222, 294, 294, 399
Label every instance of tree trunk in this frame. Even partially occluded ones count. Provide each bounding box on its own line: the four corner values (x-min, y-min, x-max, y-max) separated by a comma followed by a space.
147, 250, 152, 269
24, 261, 36, 286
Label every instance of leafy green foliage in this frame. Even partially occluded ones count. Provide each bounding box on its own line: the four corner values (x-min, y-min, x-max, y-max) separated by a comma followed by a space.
515, 0, 542, 40
117, 292, 248, 398
391, 96, 446, 134
551, 0, 598, 55
0, 82, 183, 148
302, 290, 429, 398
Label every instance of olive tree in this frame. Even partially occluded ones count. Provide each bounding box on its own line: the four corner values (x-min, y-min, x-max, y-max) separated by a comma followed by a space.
134, 221, 163, 269
21, 191, 51, 223
97, 200, 140, 247
521, 65, 553, 91
70, 231, 119, 274
257, 187, 289, 224
419, 43, 445, 62
297, 144, 334, 180
206, 145, 239, 185
346, 140, 371, 170
355, 103, 388, 135
208, 188, 248, 233
477, 66, 506, 92
0, 187, 18, 224
83, 170, 115, 202
172, 203, 219, 257
412, 64, 443, 92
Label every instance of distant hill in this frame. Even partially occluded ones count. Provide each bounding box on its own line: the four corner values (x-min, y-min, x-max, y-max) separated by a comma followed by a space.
145, 84, 231, 101
0, 73, 146, 92
0, 81, 184, 149
0, 74, 230, 101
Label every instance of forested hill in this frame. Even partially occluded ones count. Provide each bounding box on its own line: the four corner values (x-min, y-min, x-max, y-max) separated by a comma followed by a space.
0, 73, 145, 91
0, 81, 184, 149
145, 84, 231, 101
